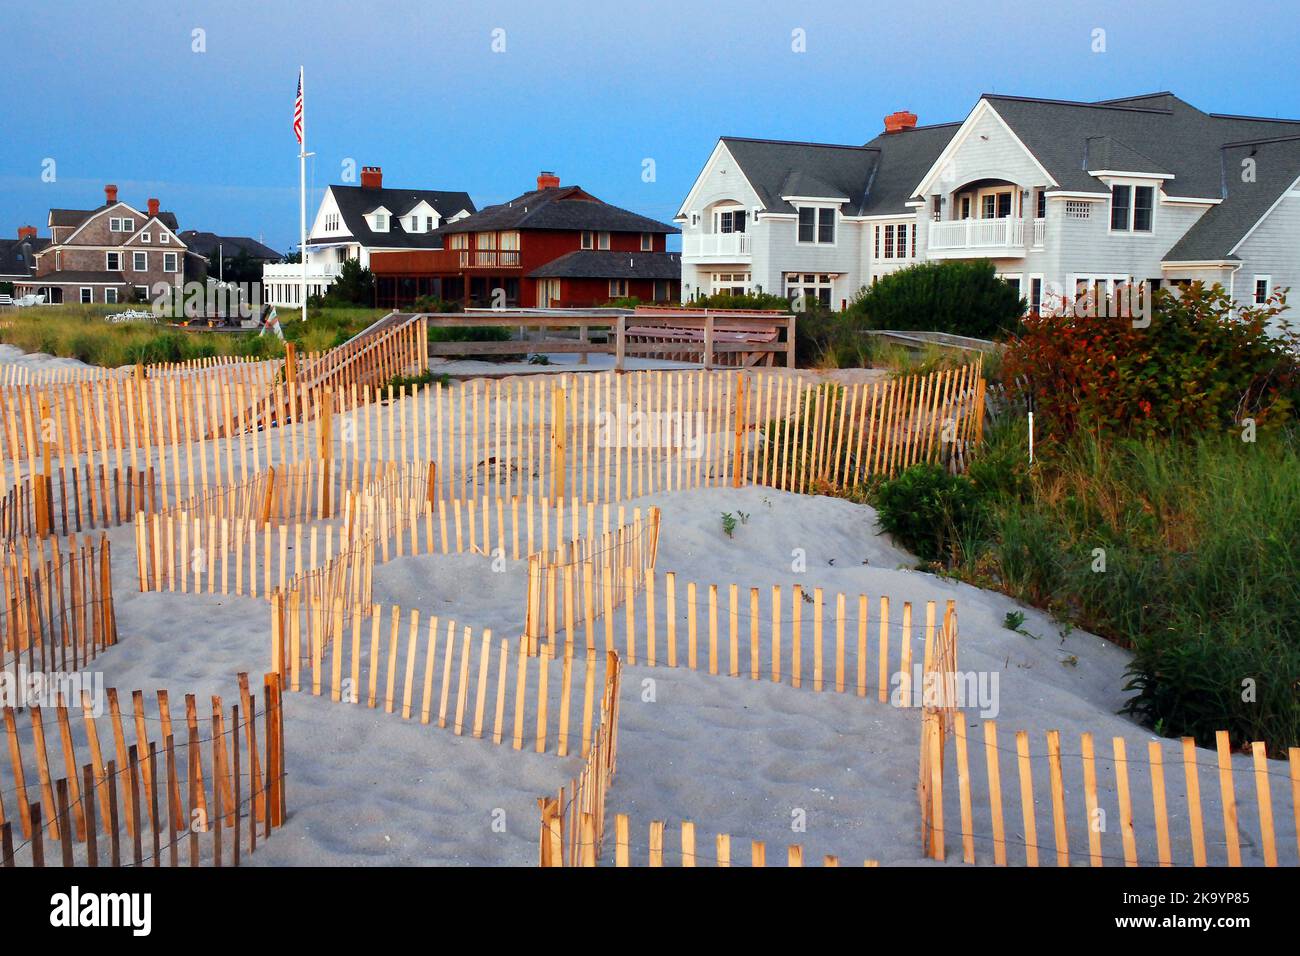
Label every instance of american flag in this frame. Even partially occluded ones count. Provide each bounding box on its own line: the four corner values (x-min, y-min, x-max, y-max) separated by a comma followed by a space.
293, 68, 304, 145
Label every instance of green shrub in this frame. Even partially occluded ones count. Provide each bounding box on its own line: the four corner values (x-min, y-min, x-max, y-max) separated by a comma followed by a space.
795, 303, 871, 368
847, 260, 1023, 339
871, 462, 984, 562
691, 291, 792, 312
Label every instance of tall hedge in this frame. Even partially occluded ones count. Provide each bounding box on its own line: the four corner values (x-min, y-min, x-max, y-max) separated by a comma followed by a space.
848, 259, 1023, 339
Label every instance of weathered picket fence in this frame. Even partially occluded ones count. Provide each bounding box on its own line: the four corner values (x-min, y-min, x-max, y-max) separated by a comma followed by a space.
0, 672, 286, 867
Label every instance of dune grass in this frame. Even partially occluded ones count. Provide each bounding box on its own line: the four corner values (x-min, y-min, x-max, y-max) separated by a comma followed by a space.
952, 421, 1300, 753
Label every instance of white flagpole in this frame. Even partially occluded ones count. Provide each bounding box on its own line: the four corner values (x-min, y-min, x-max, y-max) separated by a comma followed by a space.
299, 65, 308, 323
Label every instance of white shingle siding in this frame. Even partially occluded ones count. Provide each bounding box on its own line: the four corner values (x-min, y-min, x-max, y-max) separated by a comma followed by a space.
1233, 193, 1300, 323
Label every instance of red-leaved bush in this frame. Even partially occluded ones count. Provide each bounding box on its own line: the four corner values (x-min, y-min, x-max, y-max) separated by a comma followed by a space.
1002, 283, 1300, 438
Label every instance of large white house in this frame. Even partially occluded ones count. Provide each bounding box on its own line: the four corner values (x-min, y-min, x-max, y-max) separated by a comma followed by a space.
263, 166, 474, 307
677, 92, 1300, 316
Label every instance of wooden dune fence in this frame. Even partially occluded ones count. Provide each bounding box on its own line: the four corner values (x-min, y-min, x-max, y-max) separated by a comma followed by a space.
586, 815, 880, 867
919, 717, 1300, 868
537, 649, 622, 867
0, 672, 287, 867
323, 365, 986, 505
271, 594, 622, 761
2, 533, 117, 679
524, 506, 661, 654
524, 562, 958, 701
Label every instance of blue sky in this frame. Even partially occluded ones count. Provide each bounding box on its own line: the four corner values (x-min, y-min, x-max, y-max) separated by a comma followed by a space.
3, 0, 1298, 254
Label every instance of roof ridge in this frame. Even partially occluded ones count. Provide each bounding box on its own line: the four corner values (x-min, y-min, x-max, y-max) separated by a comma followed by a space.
982, 92, 1172, 115
722, 135, 877, 151
1209, 112, 1300, 125
1220, 132, 1300, 148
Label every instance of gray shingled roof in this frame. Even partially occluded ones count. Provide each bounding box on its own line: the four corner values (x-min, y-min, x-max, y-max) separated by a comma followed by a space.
0, 237, 49, 279
325, 184, 476, 250
528, 250, 681, 280
49, 204, 180, 232
179, 231, 282, 261
1166, 135, 1300, 261
709, 126, 958, 218
437, 186, 677, 236
984, 93, 1300, 259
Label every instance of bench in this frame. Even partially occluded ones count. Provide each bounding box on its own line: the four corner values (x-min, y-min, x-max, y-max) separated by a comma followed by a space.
623, 323, 781, 367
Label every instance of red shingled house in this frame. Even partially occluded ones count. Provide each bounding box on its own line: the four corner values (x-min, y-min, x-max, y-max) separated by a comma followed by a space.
370, 172, 681, 309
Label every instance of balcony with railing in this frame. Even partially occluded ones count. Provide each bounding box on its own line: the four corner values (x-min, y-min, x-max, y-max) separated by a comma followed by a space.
682, 232, 752, 261
409, 248, 523, 271
926, 217, 1046, 257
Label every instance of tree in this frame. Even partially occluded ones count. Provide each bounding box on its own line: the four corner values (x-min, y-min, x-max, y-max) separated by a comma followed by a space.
847, 259, 1024, 339
329, 258, 374, 305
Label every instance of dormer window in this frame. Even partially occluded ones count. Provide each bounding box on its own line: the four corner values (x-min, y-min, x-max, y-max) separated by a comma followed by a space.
1110, 184, 1154, 233
797, 207, 836, 244
374, 213, 388, 232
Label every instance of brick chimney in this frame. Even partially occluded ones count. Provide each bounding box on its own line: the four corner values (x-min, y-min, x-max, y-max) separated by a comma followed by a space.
537, 170, 560, 190
360, 166, 383, 189
884, 111, 918, 134
17, 226, 37, 240
147, 198, 160, 217
105, 184, 118, 204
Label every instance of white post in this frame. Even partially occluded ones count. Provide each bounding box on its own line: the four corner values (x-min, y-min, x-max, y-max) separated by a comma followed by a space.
299, 65, 308, 323
1028, 411, 1035, 464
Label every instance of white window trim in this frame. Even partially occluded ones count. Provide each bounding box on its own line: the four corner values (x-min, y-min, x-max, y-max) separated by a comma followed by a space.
1253, 275, 1272, 304
597, 232, 611, 250
581, 231, 594, 250
1106, 179, 1157, 236
163, 252, 179, 273
80, 287, 93, 303
608, 279, 629, 297
640, 233, 653, 251
105, 251, 122, 271
794, 204, 839, 247
133, 251, 148, 271
1028, 273, 1045, 312
159, 232, 170, 244
104, 288, 119, 304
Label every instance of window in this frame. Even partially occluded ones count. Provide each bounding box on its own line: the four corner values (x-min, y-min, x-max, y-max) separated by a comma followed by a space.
427, 217, 435, 231
1133, 186, 1154, 232
652, 279, 670, 302
410, 216, 419, 231
581, 231, 594, 250
1035, 189, 1046, 219
1030, 277, 1043, 313
874, 226, 881, 258
597, 232, 610, 250
163, 252, 178, 273
608, 279, 628, 298
141, 232, 151, 243
324, 213, 341, 231
374, 213, 387, 231
134, 286, 149, 302
449, 233, 468, 250
105, 288, 118, 304
982, 192, 1011, 219
884, 225, 895, 258
641, 233, 653, 251
910, 224, 917, 256
798, 207, 815, 243
716, 209, 747, 234
80, 287, 92, 303
1111, 184, 1154, 232
133, 251, 147, 271
797, 207, 835, 244
109, 218, 122, 232
1066, 201, 1092, 220
160, 232, 170, 244
960, 196, 971, 220
785, 272, 834, 308
499, 231, 520, 251
106, 252, 122, 270
1254, 276, 1272, 304
818, 208, 835, 243
931, 196, 942, 222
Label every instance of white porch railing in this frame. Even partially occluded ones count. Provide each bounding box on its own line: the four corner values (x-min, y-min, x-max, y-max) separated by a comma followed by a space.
683, 233, 752, 258
928, 218, 1046, 251
263, 262, 343, 281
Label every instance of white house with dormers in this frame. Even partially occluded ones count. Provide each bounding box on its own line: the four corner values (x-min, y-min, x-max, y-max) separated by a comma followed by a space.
263, 165, 475, 307
677, 93, 1300, 323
